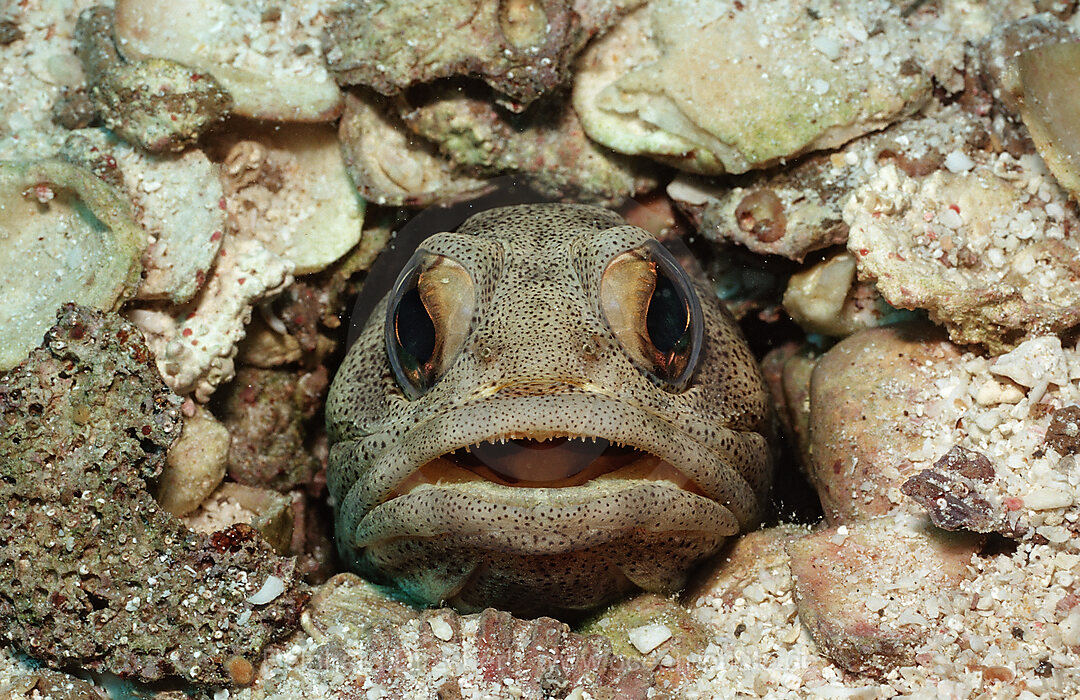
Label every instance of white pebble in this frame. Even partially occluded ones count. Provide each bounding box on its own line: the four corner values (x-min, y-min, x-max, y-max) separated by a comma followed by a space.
246, 575, 285, 605
628, 623, 673, 654
810, 78, 830, 95
845, 20, 869, 42
991, 336, 1068, 388
812, 35, 842, 60
428, 617, 453, 641
938, 207, 963, 229
1025, 486, 1074, 511
864, 594, 888, 612
1062, 608, 1080, 646
944, 150, 975, 173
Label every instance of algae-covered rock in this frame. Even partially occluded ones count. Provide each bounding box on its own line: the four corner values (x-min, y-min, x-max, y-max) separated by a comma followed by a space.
0, 305, 305, 687
218, 366, 327, 492
399, 82, 657, 204
325, 0, 641, 109
75, 6, 232, 153
574, 0, 930, 175
0, 159, 143, 371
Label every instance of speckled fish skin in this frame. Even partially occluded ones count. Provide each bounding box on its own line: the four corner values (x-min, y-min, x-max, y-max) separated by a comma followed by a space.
326, 203, 772, 616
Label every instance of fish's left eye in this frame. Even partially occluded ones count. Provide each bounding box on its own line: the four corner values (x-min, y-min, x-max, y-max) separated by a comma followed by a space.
599, 240, 703, 390
385, 251, 474, 399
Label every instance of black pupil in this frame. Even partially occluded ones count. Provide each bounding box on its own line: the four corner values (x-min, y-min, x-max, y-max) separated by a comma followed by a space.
646, 271, 688, 354
394, 285, 436, 366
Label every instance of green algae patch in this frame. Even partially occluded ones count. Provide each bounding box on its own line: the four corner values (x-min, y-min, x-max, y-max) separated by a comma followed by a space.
0, 159, 144, 371
0, 305, 305, 686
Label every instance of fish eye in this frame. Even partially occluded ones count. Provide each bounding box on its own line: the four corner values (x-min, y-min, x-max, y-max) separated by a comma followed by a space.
386, 251, 474, 399
599, 239, 703, 390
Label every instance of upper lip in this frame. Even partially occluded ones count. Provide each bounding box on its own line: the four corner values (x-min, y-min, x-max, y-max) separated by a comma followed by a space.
388, 434, 710, 496
341, 390, 766, 529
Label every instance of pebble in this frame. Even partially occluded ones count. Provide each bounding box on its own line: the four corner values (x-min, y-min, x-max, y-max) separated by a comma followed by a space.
628, 623, 673, 654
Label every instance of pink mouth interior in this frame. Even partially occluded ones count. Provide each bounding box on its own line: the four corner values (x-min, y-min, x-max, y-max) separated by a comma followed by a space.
464, 437, 611, 482
386, 437, 709, 498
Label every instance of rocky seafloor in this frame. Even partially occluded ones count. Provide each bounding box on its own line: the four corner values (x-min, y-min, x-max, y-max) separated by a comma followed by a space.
2, 0, 1080, 698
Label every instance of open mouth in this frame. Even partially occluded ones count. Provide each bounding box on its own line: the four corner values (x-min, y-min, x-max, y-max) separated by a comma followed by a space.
387, 435, 708, 498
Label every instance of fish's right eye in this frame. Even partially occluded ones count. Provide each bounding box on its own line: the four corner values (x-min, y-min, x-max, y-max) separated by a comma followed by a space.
386, 252, 475, 399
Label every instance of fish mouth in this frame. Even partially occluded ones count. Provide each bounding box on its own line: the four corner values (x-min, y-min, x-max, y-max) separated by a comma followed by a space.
387, 434, 708, 499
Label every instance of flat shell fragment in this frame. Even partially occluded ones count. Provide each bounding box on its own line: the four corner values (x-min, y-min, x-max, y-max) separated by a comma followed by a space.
114, 0, 342, 121
0, 158, 143, 370
338, 89, 491, 206
218, 123, 365, 274
574, 0, 930, 174
1017, 41, 1080, 195
62, 128, 226, 304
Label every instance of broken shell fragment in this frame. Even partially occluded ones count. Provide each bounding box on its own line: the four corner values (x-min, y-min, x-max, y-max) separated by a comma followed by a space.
783, 251, 910, 338
61, 128, 226, 304
217, 123, 365, 275
338, 89, 490, 207
1017, 41, 1080, 195
0, 159, 143, 370
784, 252, 858, 335
113, 0, 342, 121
